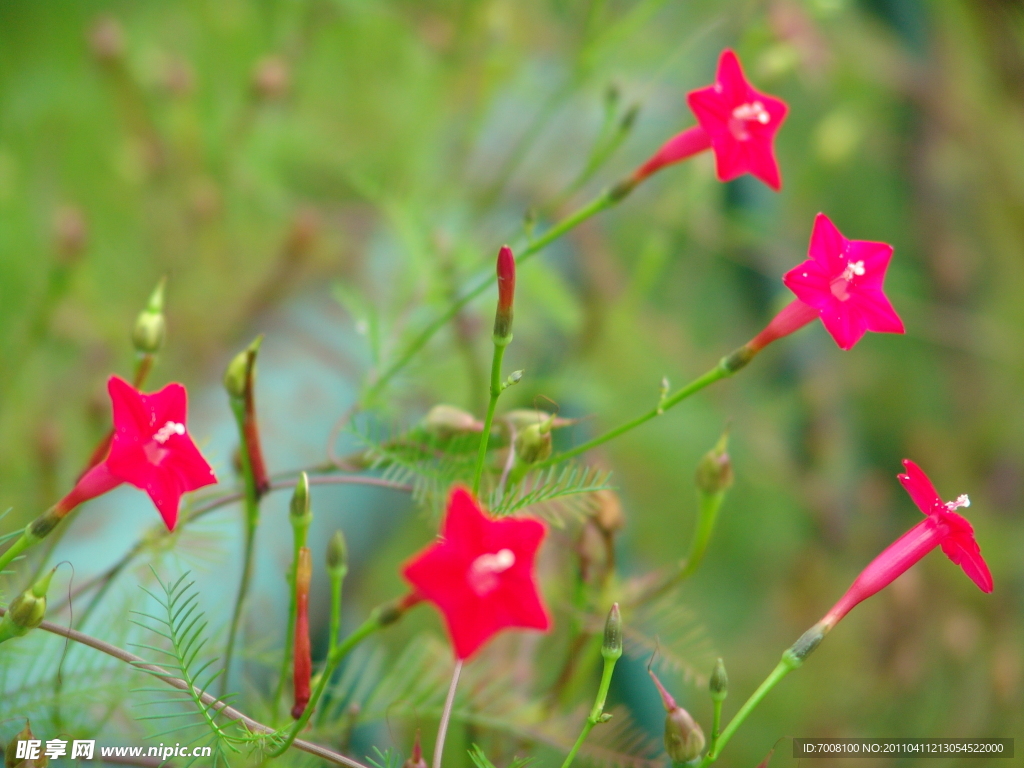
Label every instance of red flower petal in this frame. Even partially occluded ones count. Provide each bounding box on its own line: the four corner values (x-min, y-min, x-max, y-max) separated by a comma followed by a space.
939, 511, 994, 593
402, 487, 550, 659
897, 459, 945, 516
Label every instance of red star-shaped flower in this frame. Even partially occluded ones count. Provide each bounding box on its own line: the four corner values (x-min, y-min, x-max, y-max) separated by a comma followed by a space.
402, 487, 550, 659
686, 49, 788, 190
822, 460, 992, 629
59, 376, 217, 530
782, 213, 905, 350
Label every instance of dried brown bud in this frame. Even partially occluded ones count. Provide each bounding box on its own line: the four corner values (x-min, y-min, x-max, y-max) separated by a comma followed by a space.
5, 721, 48, 767
52, 205, 87, 264
88, 15, 124, 64
253, 55, 290, 100
592, 489, 624, 534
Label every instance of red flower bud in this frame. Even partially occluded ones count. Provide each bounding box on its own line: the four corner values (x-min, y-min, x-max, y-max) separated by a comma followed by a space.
493, 245, 515, 344
291, 547, 313, 719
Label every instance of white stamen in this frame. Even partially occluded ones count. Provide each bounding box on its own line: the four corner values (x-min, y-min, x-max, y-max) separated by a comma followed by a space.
153, 420, 185, 444
946, 494, 970, 511
841, 260, 865, 281
732, 101, 770, 124
467, 548, 516, 596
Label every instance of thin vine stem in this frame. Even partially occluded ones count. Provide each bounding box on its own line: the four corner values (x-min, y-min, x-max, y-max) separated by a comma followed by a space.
0, 606, 369, 768
51, 472, 411, 618
432, 659, 464, 768
536, 357, 736, 468
365, 190, 615, 400
472, 344, 507, 495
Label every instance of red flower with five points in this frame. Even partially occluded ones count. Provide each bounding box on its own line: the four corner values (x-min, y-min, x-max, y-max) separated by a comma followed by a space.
57, 376, 217, 530
402, 487, 550, 659
632, 50, 788, 190
778, 213, 904, 351
822, 460, 992, 629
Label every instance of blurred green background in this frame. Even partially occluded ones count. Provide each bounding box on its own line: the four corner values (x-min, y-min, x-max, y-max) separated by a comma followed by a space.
1, 0, 1022, 765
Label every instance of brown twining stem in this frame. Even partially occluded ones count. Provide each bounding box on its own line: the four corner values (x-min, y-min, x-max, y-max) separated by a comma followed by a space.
0, 606, 369, 768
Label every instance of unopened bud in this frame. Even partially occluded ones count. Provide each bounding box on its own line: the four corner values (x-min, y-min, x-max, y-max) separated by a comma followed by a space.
592, 489, 624, 534
493, 245, 515, 344
253, 55, 290, 100
619, 103, 640, 132
290, 472, 311, 530
52, 205, 87, 264
223, 336, 262, 400
132, 278, 166, 355
650, 669, 705, 763
424, 405, 483, 438
664, 705, 705, 763
88, 15, 124, 64
514, 421, 552, 465
5, 721, 47, 768
695, 432, 732, 496
404, 730, 427, 768
0, 569, 55, 644
709, 658, 728, 702
327, 529, 348, 576
602, 603, 622, 661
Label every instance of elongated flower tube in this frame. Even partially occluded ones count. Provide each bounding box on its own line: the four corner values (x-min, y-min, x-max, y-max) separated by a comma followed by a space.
402, 487, 550, 659
627, 49, 787, 192
821, 460, 992, 630
291, 546, 313, 719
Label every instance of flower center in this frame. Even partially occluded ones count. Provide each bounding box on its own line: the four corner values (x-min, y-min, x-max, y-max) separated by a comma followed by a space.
945, 494, 970, 512
153, 421, 186, 444
728, 101, 770, 140
829, 260, 865, 301
467, 548, 516, 596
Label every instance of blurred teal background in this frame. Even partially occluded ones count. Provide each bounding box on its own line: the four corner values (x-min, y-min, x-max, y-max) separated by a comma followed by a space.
1, 0, 1022, 766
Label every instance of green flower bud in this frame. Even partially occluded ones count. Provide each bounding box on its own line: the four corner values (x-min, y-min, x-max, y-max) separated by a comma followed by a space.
664, 705, 705, 764
650, 670, 705, 764
695, 432, 733, 496
0, 569, 56, 644
223, 335, 262, 400
290, 472, 312, 535
514, 421, 552, 465
132, 278, 166, 355
709, 658, 728, 702
601, 603, 622, 661
327, 529, 348, 576
424, 405, 482, 438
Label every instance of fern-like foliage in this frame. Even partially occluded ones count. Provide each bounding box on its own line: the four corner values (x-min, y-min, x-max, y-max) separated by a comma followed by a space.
623, 591, 716, 687
129, 570, 250, 767
367, 746, 404, 768
468, 743, 536, 768
489, 465, 613, 523
350, 420, 480, 514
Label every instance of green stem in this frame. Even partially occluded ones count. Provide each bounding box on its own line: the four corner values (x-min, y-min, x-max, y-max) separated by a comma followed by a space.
0, 531, 35, 577
267, 608, 394, 757
472, 343, 507, 495
538, 361, 734, 468
272, 529, 307, 722
366, 191, 615, 401
708, 696, 723, 756
560, 652, 618, 768
679, 490, 726, 582
221, 398, 262, 698
329, 567, 347, 651
699, 657, 798, 767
